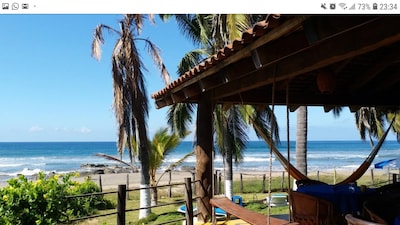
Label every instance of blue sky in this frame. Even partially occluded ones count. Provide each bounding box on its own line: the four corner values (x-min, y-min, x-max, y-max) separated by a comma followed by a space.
0, 14, 396, 142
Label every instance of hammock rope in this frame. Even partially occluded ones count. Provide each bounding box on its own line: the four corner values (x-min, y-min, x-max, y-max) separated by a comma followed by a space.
336, 117, 394, 185
253, 117, 395, 185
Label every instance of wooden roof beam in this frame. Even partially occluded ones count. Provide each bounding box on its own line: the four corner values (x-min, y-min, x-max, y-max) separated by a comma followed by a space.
212, 17, 400, 101
168, 16, 309, 94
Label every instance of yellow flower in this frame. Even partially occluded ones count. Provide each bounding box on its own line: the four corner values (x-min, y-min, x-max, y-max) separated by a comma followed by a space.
36, 179, 42, 184
2, 195, 8, 201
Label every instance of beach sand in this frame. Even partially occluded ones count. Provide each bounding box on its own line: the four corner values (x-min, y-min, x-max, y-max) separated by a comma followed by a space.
0, 168, 389, 190
72, 169, 389, 191
75, 170, 197, 190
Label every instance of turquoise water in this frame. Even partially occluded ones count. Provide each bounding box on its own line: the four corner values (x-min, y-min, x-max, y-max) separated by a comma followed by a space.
0, 140, 399, 181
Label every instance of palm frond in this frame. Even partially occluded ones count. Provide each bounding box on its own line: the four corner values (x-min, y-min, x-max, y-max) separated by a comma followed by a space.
142, 39, 170, 84
251, 105, 280, 144
167, 103, 195, 138
174, 14, 204, 47
94, 153, 134, 169
226, 14, 251, 40
91, 24, 120, 61
156, 150, 195, 186
176, 49, 208, 75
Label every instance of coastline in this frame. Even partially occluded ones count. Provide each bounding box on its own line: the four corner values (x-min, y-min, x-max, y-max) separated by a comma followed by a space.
0, 168, 390, 190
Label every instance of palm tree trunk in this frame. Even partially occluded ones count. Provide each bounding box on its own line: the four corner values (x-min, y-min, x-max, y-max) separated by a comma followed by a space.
150, 186, 158, 206
135, 109, 151, 219
196, 98, 213, 223
224, 144, 233, 200
296, 106, 308, 177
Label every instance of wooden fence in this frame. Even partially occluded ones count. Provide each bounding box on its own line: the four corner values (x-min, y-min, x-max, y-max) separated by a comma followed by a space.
65, 168, 399, 224
65, 178, 196, 225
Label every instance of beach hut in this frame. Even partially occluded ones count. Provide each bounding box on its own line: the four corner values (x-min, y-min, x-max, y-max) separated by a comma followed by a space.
152, 15, 400, 223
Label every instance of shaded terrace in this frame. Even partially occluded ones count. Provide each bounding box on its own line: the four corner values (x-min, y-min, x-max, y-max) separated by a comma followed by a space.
151, 15, 400, 223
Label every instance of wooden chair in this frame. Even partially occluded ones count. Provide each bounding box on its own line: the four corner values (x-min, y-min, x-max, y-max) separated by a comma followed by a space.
363, 206, 388, 225
345, 214, 384, 225
289, 191, 336, 225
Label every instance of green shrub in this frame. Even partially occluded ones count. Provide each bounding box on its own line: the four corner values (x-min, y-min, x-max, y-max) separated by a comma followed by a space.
0, 172, 114, 225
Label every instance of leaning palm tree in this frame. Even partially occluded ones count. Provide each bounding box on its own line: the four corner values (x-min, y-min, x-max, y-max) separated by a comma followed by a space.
95, 127, 192, 207
91, 14, 170, 219
148, 127, 188, 206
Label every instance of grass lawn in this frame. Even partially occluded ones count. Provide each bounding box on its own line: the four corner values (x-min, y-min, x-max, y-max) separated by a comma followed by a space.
71, 171, 389, 225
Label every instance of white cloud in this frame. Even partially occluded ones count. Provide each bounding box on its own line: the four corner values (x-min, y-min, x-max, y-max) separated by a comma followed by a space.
29, 126, 44, 132
55, 127, 69, 132
80, 127, 92, 133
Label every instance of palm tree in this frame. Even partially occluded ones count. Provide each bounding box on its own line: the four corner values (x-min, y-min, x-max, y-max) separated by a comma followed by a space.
148, 128, 187, 206
295, 106, 308, 177
91, 14, 170, 219
164, 14, 278, 205
96, 127, 192, 207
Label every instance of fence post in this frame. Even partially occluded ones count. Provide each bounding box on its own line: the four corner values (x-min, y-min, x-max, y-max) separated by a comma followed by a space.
262, 174, 266, 193
218, 172, 222, 195
281, 171, 285, 191
317, 171, 320, 181
99, 175, 103, 192
370, 169, 375, 185
117, 184, 126, 225
240, 173, 243, 193
191, 172, 196, 195
168, 170, 172, 198
126, 174, 130, 200
214, 170, 218, 195
185, 178, 193, 225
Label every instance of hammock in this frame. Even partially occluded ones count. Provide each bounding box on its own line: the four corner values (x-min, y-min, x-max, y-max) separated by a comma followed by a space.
252, 118, 394, 185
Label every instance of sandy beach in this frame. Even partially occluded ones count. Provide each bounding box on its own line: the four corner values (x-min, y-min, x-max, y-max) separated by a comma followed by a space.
75, 170, 197, 190
72, 169, 389, 191
0, 168, 389, 191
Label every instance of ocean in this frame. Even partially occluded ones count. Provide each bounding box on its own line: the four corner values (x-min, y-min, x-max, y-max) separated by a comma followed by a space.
0, 140, 399, 182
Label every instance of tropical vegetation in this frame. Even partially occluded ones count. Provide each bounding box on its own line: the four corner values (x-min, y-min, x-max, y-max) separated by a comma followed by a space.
96, 127, 191, 207
0, 172, 113, 225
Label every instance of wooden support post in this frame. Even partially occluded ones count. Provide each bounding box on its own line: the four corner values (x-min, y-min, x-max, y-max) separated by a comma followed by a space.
195, 98, 213, 223
185, 178, 193, 225
117, 184, 126, 225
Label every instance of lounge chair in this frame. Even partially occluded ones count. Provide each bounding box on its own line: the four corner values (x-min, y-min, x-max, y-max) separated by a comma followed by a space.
265, 193, 289, 207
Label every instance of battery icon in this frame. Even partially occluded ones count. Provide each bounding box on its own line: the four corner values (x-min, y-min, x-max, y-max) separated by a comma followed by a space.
373, 3, 378, 9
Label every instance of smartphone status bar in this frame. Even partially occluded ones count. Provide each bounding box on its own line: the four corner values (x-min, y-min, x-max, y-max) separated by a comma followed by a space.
0, 0, 398, 14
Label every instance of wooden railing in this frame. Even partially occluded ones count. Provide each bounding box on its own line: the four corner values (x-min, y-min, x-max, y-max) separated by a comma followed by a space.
64, 177, 196, 225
